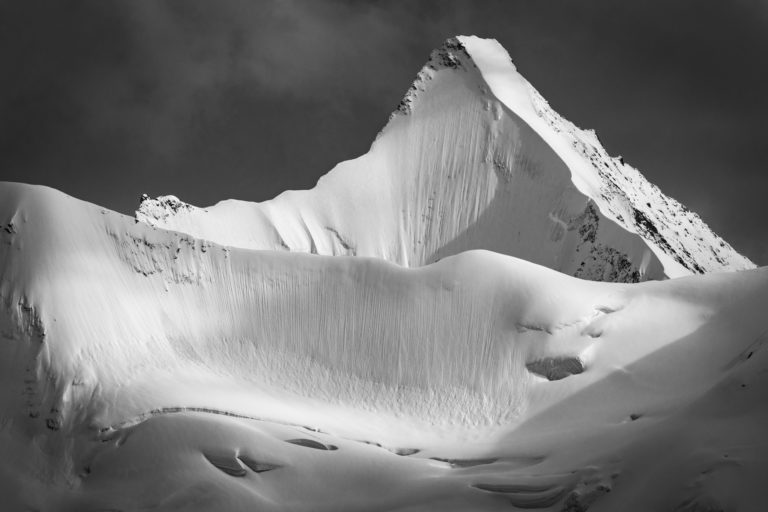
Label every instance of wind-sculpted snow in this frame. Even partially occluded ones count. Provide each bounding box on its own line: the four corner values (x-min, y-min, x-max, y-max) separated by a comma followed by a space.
136, 36, 753, 282
1, 182, 768, 510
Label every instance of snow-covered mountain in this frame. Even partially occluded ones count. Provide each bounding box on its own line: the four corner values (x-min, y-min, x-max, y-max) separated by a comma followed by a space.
0, 36, 765, 512
137, 36, 752, 282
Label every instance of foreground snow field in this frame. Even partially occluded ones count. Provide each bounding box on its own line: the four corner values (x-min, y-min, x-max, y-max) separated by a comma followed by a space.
1, 36, 765, 511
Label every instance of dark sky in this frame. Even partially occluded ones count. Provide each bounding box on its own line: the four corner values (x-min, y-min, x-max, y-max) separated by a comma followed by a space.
2, 1, 766, 264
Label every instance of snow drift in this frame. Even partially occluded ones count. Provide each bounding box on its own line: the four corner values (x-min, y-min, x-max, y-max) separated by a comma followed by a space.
0, 36, 765, 512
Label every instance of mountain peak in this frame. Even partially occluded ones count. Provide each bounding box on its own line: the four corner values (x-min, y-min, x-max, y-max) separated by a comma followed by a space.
135, 36, 753, 281
400, 35, 754, 276
387, 36, 521, 117
388, 36, 504, 120
387, 37, 473, 120
430, 36, 472, 70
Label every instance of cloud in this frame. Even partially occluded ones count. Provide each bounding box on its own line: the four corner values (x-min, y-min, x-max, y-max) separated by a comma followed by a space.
1, 1, 766, 262
0, 1, 426, 189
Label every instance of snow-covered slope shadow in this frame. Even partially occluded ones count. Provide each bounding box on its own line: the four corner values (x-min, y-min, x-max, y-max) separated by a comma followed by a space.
137, 36, 753, 281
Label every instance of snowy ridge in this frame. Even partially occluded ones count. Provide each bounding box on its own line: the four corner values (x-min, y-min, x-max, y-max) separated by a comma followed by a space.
1, 182, 768, 511
0, 183, 600, 435
136, 36, 753, 282
526, 84, 748, 275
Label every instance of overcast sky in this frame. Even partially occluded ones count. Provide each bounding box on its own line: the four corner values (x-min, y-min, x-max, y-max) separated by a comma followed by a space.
2, 1, 766, 263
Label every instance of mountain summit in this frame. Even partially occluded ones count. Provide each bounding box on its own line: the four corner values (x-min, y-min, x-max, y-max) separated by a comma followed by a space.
138, 35, 753, 281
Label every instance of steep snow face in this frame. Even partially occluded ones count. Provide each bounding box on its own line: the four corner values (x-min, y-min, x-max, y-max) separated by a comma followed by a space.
136, 36, 753, 281
0, 183, 614, 439
1, 183, 768, 512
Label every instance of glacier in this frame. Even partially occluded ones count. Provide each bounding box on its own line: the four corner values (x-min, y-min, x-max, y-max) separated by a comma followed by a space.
0, 36, 766, 511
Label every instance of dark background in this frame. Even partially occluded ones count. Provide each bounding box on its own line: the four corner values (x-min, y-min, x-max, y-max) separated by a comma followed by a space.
1, 1, 766, 263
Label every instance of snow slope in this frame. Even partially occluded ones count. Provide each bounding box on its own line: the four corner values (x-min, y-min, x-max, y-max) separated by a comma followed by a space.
137, 36, 753, 282
1, 182, 767, 511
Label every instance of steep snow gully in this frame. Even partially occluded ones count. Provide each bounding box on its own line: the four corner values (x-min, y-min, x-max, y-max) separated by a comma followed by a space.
1, 36, 766, 511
